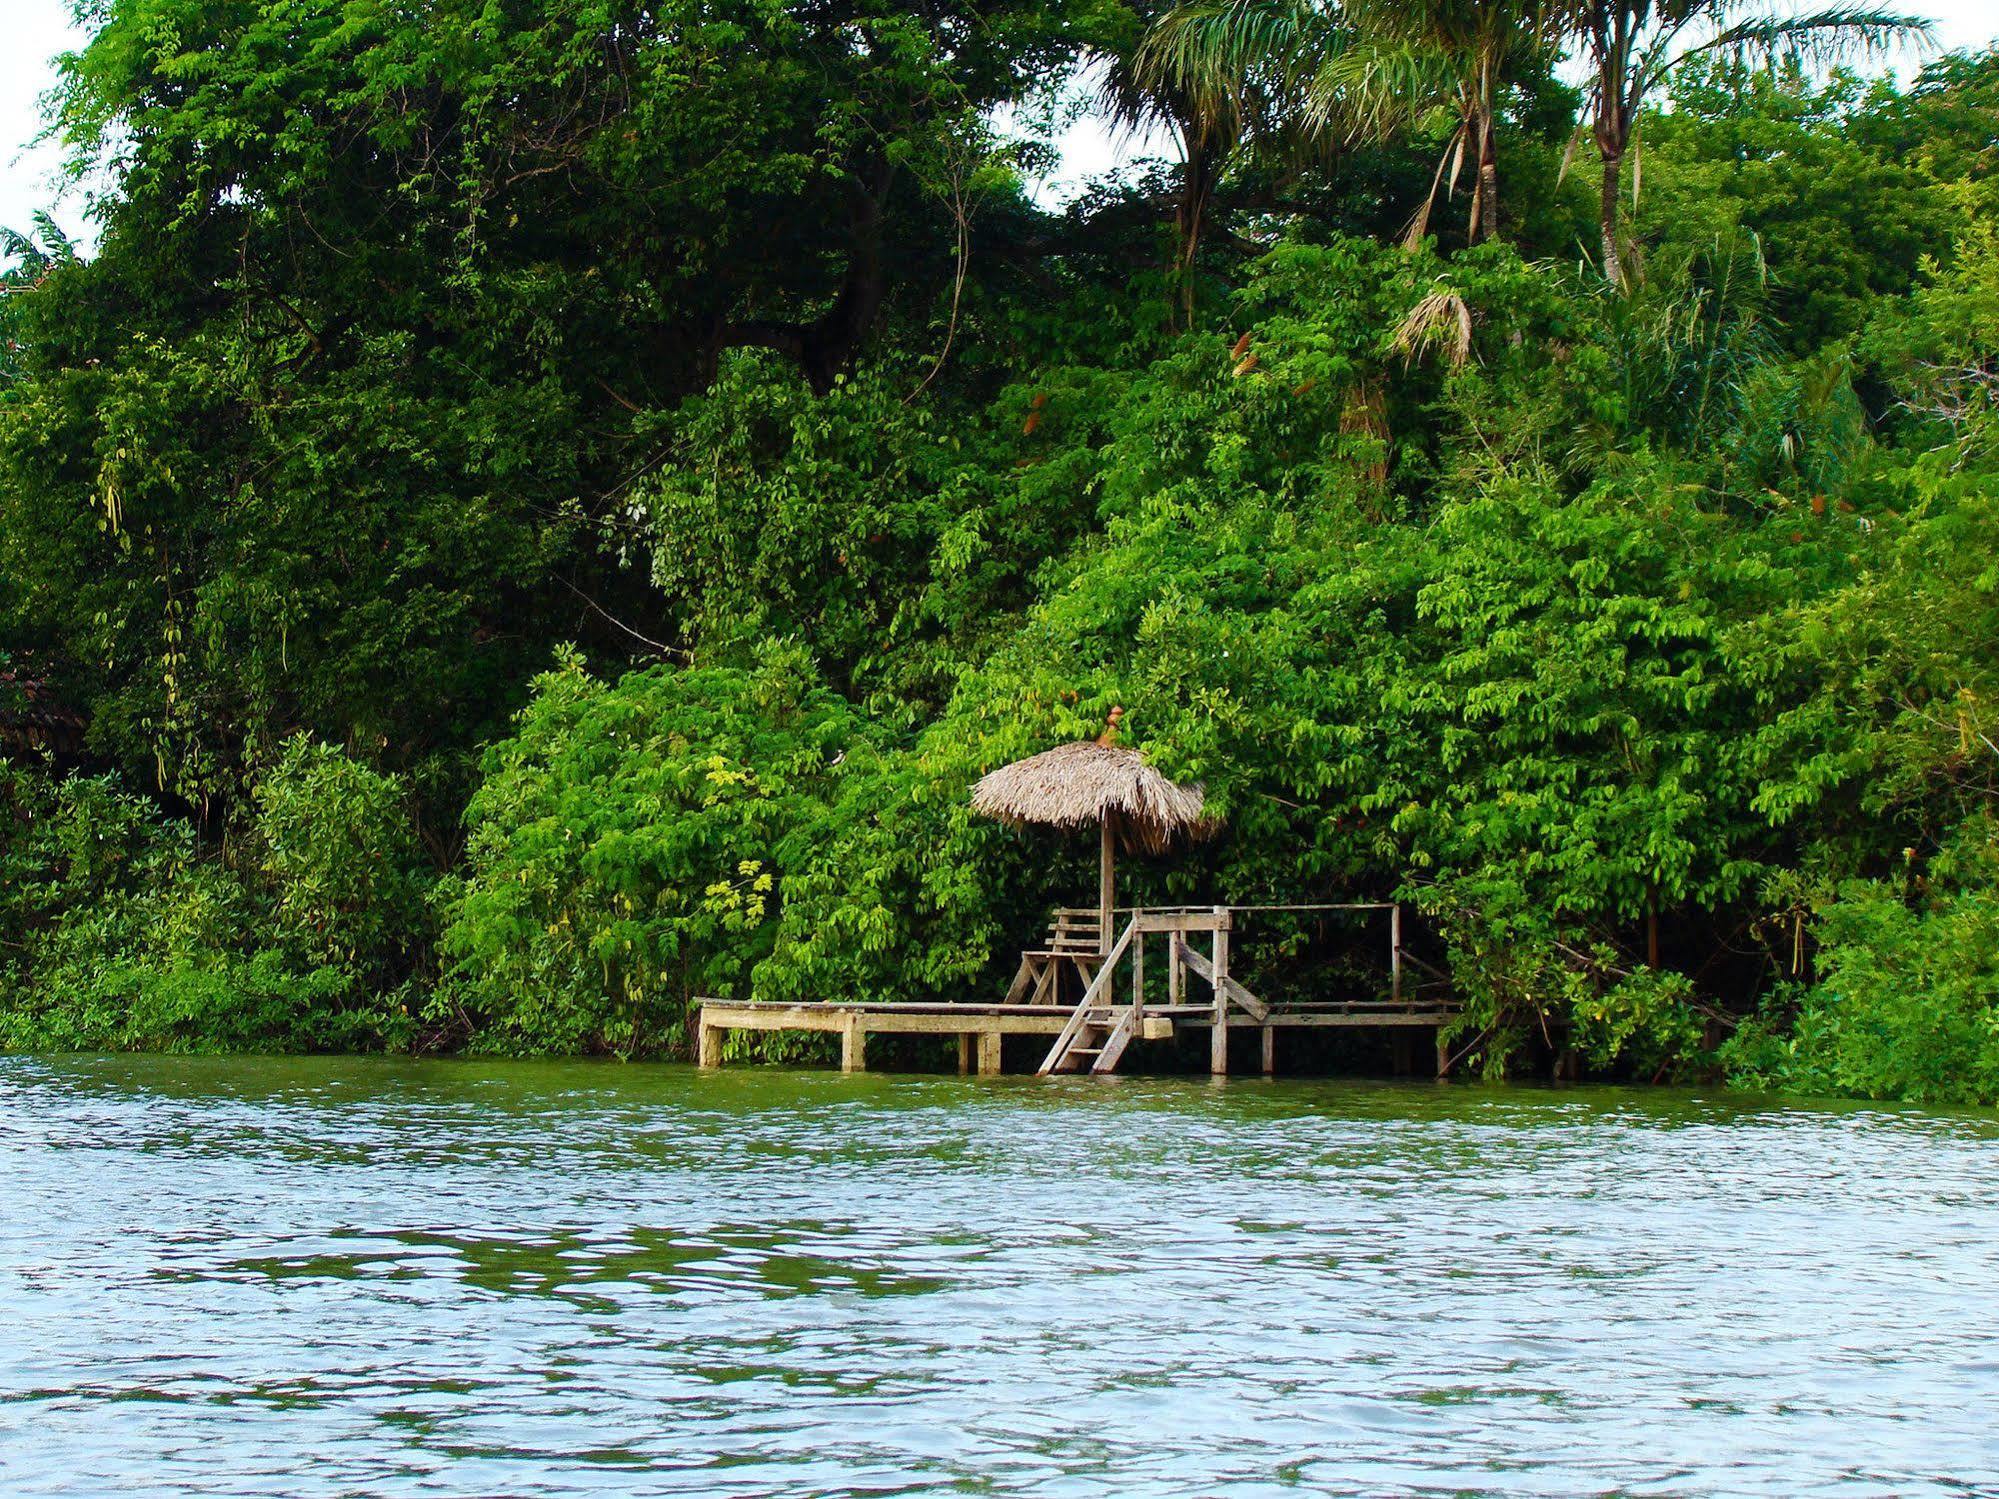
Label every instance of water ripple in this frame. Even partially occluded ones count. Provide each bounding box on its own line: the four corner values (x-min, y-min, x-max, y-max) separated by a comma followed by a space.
1, 1057, 1996, 1496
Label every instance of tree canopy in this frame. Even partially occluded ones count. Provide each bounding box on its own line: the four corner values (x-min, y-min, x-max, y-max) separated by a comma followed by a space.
2, 0, 1997, 1099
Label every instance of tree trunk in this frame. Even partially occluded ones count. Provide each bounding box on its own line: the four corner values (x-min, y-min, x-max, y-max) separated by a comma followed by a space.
1473, 110, 1499, 243
1175, 131, 1216, 330
1600, 148, 1624, 289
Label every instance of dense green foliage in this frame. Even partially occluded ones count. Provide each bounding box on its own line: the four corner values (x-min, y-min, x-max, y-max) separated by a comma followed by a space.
437, 645, 880, 1054
0, 740, 423, 1051
1, 0, 1996, 1101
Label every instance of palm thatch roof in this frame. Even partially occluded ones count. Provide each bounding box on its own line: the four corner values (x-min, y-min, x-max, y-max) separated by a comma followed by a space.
970, 741, 1213, 855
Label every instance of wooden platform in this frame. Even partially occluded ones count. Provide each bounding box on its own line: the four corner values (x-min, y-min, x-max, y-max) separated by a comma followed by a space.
698, 903, 1456, 1079
694, 998, 1459, 1077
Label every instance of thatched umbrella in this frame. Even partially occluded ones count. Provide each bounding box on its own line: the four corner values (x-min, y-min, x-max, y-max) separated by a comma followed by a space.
970, 715, 1213, 952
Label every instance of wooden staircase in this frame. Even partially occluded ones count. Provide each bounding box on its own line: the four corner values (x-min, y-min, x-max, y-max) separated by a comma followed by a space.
1038, 917, 1136, 1074
1043, 1002, 1144, 1075
1035, 912, 1245, 1075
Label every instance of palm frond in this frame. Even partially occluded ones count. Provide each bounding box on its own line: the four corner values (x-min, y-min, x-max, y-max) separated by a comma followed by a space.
1140, 0, 1316, 96
1306, 35, 1465, 141
1394, 285, 1475, 369
1695, 5, 1934, 71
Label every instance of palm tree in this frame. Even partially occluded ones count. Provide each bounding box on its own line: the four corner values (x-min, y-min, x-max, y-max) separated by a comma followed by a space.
1142, 0, 1566, 251
1126, 0, 1349, 323
0, 212, 78, 386
1334, 0, 1567, 245
1574, 1, 1931, 287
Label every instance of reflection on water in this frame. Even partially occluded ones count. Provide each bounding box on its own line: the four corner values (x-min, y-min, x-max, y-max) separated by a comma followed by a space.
2, 1056, 1996, 1496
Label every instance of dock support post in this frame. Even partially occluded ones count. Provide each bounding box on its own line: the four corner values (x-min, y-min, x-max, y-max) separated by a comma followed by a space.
1260, 1025, 1275, 1077
977, 1031, 1003, 1076
1210, 909, 1230, 1077
697, 1015, 723, 1069
1132, 929, 1144, 1019
957, 1034, 973, 1075
1391, 903, 1403, 1005
1436, 1028, 1451, 1080
841, 1018, 866, 1073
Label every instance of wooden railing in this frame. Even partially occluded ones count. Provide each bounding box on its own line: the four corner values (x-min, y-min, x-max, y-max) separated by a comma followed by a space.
1030, 901, 1448, 1074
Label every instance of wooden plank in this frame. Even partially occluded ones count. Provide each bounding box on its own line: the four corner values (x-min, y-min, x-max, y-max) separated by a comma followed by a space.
1003, 955, 1038, 1004
697, 1016, 723, 1069
1261, 1025, 1275, 1077
978, 1031, 1003, 1076
701, 1005, 851, 1033
1092, 1004, 1142, 1073
841, 1018, 865, 1073
957, 1034, 973, 1075
870, 1012, 1069, 1036
1133, 910, 1232, 934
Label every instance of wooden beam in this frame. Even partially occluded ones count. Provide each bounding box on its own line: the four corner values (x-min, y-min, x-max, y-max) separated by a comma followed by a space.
1436, 1028, 1452, 1079
1173, 938, 1270, 1022
957, 1034, 973, 1075
1391, 903, 1403, 1005
1099, 813, 1117, 956
1132, 910, 1233, 934
697, 1016, 723, 1069
699, 1004, 1074, 1037
1132, 928, 1144, 1018
1003, 955, 1037, 1004
978, 1031, 1003, 1076
841, 1018, 865, 1073
1255, 1011, 1457, 1028
1211, 913, 1229, 1077
1260, 1025, 1275, 1076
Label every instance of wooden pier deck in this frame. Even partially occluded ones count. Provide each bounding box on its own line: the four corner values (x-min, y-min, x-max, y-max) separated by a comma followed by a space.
697, 900, 1457, 1078
696, 996, 1459, 1077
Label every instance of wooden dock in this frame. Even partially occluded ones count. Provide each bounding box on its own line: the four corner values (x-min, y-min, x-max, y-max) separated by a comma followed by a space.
697, 903, 1458, 1078
696, 997, 1457, 1076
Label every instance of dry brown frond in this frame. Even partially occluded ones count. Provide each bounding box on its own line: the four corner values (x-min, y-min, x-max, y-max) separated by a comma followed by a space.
1393, 288, 1474, 370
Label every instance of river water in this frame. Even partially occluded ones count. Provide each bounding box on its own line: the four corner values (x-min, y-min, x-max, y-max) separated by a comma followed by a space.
1, 1057, 1995, 1497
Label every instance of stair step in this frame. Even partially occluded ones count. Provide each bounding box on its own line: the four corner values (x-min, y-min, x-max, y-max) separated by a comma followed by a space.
1070, 1046, 1103, 1057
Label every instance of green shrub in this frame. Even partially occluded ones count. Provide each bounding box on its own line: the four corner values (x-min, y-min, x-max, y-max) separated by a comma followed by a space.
1725, 825, 1999, 1105
253, 735, 429, 982
0, 756, 426, 1053
435, 643, 880, 1055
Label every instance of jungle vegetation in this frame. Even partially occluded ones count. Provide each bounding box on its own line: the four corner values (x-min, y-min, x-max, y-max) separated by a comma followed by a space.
2, 0, 1996, 1102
